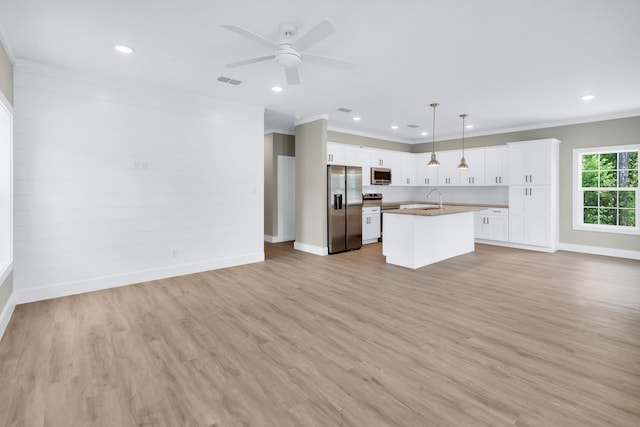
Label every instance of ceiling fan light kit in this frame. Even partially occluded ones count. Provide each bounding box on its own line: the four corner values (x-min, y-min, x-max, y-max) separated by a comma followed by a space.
221, 19, 356, 85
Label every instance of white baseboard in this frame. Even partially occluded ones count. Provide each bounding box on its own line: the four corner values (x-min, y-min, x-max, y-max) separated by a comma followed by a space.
0, 294, 15, 342
558, 243, 640, 260
293, 241, 328, 256
264, 234, 295, 243
12, 252, 265, 305
474, 239, 557, 253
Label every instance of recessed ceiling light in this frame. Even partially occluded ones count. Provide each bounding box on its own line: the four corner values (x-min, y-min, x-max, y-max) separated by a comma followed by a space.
391, 125, 399, 130
353, 116, 361, 121
114, 44, 134, 54
465, 124, 474, 129
421, 131, 428, 136
272, 86, 283, 92
581, 94, 595, 101
294, 115, 301, 120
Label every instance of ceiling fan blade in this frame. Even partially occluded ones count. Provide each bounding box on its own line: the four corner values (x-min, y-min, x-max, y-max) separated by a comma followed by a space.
221, 24, 279, 50
303, 53, 357, 70
285, 68, 300, 85
294, 19, 335, 51
226, 55, 275, 69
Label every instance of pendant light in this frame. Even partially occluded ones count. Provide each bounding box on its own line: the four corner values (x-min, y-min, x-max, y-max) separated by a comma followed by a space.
427, 103, 440, 167
457, 114, 469, 170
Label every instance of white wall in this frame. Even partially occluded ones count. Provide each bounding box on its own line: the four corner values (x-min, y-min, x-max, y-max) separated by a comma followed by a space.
12, 62, 264, 303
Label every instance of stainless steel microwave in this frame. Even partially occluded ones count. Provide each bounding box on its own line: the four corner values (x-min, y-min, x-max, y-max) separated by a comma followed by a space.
371, 167, 392, 185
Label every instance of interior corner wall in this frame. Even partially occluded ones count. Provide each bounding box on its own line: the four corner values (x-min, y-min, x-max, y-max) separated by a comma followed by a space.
12, 63, 265, 303
295, 120, 327, 253
412, 115, 640, 252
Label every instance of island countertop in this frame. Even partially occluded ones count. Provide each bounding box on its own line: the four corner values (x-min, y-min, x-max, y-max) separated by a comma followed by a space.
384, 205, 482, 216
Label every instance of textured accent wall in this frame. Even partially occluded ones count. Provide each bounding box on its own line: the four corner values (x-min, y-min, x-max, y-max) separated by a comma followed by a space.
12, 63, 264, 302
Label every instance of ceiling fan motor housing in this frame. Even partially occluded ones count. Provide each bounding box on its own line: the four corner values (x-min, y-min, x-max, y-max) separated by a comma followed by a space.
275, 43, 301, 68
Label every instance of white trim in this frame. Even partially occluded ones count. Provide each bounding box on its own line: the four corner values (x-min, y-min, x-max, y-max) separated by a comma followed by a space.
327, 125, 416, 144
0, 261, 12, 287
572, 144, 640, 235
0, 293, 15, 342
293, 241, 329, 256
264, 128, 294, 136
12, 253, 265, 305
294, 114, 328, 127
558, 243, 640, 260
475, 239, 557, 253
264, 234, 295, 243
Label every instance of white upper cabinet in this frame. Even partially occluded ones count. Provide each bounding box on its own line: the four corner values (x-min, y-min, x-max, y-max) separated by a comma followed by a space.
370, 149, 399, 169
508, 139, 558, 186
484, 146, 509, 185
327, 142, 345, 165
415, 154, 438, 186
458, 148, 485, 185
399, 152, 417, 186
436, 151, 460, 186
344, 145, 372, 186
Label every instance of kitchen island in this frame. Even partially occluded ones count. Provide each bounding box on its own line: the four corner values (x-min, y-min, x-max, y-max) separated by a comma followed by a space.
383, 206, 480, 269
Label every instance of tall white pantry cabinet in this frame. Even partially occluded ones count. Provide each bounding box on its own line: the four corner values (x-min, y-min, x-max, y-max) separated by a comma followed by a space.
507, 138, 560, 252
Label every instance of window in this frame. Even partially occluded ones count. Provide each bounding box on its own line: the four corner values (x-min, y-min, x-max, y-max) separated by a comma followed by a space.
573, 145, 639, 235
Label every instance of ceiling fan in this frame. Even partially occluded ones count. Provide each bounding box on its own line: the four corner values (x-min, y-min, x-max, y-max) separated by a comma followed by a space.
221, 19, 356, 85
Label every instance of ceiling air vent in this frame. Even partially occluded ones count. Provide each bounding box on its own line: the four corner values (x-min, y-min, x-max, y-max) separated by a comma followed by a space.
406, 124, 419, 128
337, 107, 353, 113
217, 76, 243, 85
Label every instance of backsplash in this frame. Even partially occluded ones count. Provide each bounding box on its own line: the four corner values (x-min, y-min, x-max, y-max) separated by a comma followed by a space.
364, 185, 508, 205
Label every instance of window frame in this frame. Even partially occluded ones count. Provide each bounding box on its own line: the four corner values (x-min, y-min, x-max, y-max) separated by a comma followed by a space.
572, 144, 639, 235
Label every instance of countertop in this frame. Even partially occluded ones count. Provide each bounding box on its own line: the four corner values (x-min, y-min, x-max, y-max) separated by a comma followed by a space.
384, 205, 482, 216
381, 201, 508, 210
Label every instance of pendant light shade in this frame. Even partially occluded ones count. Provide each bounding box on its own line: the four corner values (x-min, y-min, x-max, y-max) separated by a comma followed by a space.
427, 103, 440, 167
457, 113, 469, 170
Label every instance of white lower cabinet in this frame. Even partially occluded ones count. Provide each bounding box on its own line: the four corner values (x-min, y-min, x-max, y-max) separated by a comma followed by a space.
362, 206, 381, 244
509, 186, 550, 247
474, 208, 509, 242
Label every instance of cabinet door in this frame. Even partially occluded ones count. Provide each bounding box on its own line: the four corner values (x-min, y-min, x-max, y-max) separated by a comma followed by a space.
345, 146, 371, 186
474, 211, 488, 239
327, 142, 345, 165
527, 186, 550, 246
485, 146, 508, 185
509, 186, 549, 246
370, 149, 399, 169
362, 213, 381, 241
436, 151, 460, 186
400, 153, 416, 186
416, 154, 438, 186
459, 149, 485, 185
508, 142, 550, 185
487, 214, 509, 241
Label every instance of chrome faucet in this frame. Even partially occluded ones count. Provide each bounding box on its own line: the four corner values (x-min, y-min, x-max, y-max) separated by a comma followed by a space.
427, 188, 443, 208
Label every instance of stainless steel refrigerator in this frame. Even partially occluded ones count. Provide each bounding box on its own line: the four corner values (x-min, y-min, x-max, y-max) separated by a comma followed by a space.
328, 165, 363, 254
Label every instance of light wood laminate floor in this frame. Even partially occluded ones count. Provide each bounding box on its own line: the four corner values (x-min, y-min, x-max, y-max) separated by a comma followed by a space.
1, 243, 639, 426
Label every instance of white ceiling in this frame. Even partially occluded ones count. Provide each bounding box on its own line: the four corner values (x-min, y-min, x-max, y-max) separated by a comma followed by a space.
1, 0, 639, 145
